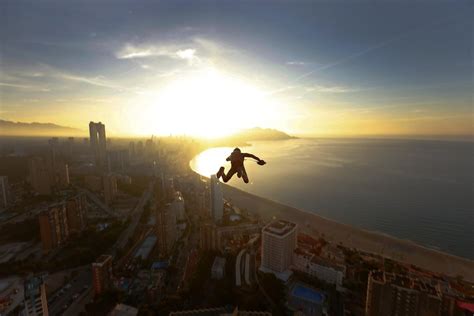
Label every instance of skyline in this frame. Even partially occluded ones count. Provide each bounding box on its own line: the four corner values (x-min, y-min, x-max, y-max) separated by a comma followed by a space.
0, 1, 473, 138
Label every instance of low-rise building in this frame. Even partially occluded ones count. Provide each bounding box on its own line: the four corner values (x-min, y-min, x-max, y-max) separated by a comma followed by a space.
169, 307, 272, 315
108, 303, 138, 316
293, 248, 346, 290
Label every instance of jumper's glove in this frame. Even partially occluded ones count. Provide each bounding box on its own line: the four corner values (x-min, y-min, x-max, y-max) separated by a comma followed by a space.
257, 160, 266, 166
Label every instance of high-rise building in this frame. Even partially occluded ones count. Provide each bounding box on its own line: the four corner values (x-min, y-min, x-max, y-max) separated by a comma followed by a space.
260, 220, 297, 277
136, 141, 144, 158
65, 137, 75, 159
54, 162, 70, 188
23, 275, 49, 316
46, 137, 70, 189
107, 149, 130, 172
128, 141, 136, 159
66, 193, 87, 233
89, 121, 107, 170
199, 221, 218, 251
38, 204, 69, 253
92, 254, 113, 296
155, 203, 177, 257
366, 271, 443, 316
47, 137, 59, 168
103, 174, 118, 206
210, 175, 223, 222
28, 157, 52, 195
0, 176, 11, 210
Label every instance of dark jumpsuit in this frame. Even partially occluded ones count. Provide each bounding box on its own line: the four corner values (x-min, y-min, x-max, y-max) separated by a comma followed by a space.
221, 152, 260, 183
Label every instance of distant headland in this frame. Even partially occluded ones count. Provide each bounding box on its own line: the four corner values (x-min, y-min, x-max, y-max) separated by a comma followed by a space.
205, 127, 296, 147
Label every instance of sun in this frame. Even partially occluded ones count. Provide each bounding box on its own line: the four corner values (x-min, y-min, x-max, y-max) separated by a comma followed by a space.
142, 68, 270, 138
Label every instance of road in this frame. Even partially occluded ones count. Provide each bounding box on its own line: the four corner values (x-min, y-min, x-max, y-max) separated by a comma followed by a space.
168, 215, 198, 294
112, 180, 155, 257
48, 267, 91, 316
0, 203, 49, 226
62, 287, 93, 316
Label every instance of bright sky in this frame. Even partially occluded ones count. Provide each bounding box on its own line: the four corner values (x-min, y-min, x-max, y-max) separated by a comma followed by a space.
0, 1, 472, 138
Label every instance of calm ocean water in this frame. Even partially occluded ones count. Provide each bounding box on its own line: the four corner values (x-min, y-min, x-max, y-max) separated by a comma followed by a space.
191, 138, 474, 259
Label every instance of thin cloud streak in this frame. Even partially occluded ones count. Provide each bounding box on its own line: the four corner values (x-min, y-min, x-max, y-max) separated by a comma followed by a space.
116, 43, 198, 62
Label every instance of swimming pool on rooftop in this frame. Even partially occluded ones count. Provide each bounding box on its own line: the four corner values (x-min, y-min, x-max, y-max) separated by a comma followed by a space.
291, 283, 326, 304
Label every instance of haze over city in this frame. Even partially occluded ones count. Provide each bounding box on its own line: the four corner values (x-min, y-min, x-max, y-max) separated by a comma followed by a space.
0, 1, 473, 316
1, 1, 472, 138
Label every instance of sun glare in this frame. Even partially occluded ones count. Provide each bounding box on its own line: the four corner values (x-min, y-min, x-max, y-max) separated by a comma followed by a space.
134, 68, 272, 138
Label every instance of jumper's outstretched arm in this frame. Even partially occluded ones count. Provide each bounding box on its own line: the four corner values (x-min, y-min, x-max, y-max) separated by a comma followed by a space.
243, 153, 261, 161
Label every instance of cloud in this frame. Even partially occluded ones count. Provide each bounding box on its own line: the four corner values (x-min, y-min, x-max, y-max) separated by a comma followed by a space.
57, 73, 120, 90
286, 61, 306, 66
0, 82, 50, 92
116, 43, 198, 62
310, 85, 361, 93
176, 48, 196, 61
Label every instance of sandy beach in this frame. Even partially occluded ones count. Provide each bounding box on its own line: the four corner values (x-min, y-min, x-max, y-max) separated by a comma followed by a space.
221, 184, 474, 282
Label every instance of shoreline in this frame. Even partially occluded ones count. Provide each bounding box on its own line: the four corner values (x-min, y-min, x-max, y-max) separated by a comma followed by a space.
219, 182, 474, 282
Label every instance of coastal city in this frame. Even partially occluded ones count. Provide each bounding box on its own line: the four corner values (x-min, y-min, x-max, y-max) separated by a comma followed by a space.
0, 121, 472, 316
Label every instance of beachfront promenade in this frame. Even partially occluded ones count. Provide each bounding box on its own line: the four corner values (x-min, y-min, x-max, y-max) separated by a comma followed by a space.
221, 184, 474, 282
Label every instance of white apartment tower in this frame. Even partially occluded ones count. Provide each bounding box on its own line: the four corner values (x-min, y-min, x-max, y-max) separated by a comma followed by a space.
261, 220, 297, 275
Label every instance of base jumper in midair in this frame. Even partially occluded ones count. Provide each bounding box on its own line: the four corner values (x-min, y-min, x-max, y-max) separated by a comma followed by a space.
216, 148, 266, 183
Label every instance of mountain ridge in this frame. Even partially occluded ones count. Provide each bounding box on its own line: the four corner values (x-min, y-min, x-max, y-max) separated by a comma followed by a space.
0, 119, 83, 136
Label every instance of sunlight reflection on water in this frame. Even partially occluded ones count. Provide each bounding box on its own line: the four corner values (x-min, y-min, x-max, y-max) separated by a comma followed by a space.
189, 147, 235, 177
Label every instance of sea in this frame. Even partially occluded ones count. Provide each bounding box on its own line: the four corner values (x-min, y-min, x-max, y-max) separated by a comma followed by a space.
190, 138, 474, 260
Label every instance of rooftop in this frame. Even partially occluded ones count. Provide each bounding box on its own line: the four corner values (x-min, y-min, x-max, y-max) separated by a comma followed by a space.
24, 276, 44, 298
263, 220, 296, 237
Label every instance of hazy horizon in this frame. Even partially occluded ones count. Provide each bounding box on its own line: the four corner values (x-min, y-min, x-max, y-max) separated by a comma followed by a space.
0, 118, 473, 141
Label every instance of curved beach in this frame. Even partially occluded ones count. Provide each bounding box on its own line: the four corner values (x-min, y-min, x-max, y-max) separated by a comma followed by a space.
221, 183, 474, 282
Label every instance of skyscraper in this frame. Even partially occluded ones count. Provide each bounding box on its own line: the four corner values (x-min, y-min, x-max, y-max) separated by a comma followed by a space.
46, 137, 70, 189
92, 254, 113, 296
103, 174, 118, 206
210, 175, 223, 222
89, 121, 107, 170
39, 204, 69, 253
23, 275, 49, 316
28, 157, 52, 195
155, 203, 177, 257
0, 176, 11, 210
260, 220, 297, 277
